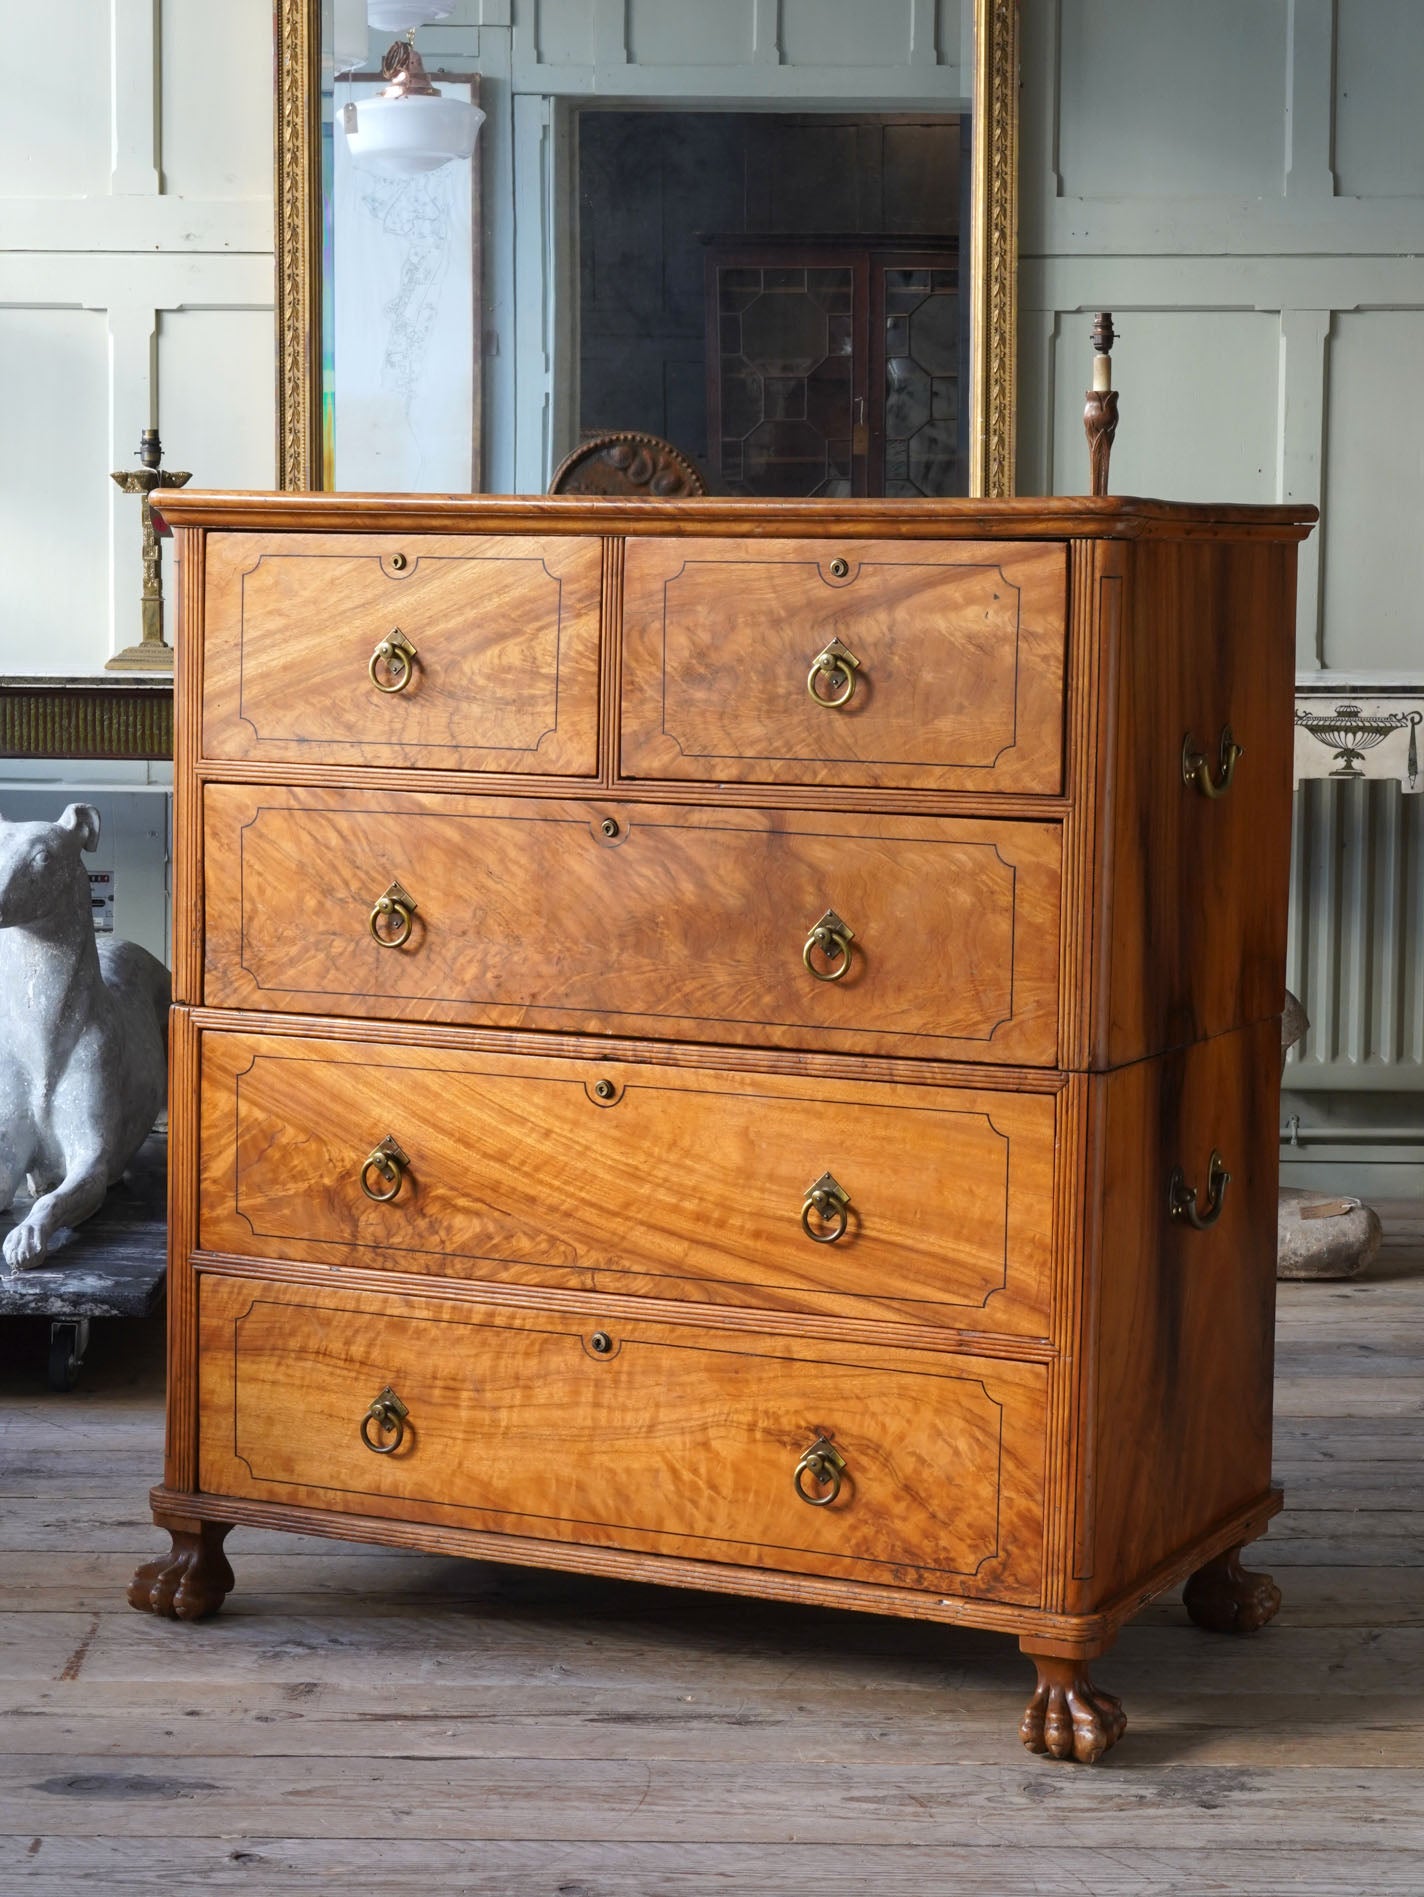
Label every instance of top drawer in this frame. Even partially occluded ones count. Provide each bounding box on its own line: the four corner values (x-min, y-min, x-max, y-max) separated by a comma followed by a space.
200, 533, 602, 775
620, 537, 1067, 793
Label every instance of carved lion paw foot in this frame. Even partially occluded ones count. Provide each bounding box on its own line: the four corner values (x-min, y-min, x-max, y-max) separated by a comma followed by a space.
1183, 1545, 1281, 1634
1020, 1656, 1127, 1764
127, 1526, 234, 1621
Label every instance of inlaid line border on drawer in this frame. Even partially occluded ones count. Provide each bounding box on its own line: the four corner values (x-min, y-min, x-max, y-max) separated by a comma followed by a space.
221, 1047, 1033, 1320
231, 798, 1051, 1049
646, 555, 1032, 773
218, 1289, 1018, 1588
231, 551, 571, 760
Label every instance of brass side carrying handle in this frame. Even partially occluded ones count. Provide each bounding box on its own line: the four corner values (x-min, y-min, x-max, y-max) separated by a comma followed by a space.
360, 1385, 409, 1454
803, 909, 856, 983
807, 638, 861, 710
369, 879, 417, 949
1182, 727, 1242, 799
1169, 1148, 1230, 1230
801, 1171, 851, 1244
368, 626, 419, 693
793, 1435, 847, 1507
360, 1134, 411, 1203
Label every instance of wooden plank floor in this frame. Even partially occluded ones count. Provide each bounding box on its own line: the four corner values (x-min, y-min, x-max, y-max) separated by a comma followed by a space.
3, 1212, 1423, 1895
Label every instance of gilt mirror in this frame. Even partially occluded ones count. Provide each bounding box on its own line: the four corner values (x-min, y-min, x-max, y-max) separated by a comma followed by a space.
275, 0, 1019, 498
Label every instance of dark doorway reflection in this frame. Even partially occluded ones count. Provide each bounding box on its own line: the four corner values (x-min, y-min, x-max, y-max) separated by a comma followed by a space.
577, 111, 969, 498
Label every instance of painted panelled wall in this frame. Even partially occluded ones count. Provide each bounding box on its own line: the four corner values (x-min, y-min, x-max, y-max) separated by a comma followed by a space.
0, 0, 275, 676
5, 1, 1421, 1185
0, 0, 274, 959
1019, 0, 1424, 1193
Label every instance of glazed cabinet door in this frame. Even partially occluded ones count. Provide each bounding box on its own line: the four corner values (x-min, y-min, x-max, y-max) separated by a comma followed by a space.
200, 533, 602, 776
197, 1277, 1047, 1602
620, 537, 1067, 792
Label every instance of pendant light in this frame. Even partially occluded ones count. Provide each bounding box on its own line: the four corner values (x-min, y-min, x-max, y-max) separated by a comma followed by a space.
343, 34, 484, 177
367, 3, 453, 31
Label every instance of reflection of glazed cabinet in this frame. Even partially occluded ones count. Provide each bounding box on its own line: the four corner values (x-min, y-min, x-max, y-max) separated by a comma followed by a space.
135, 489, 1313, 1766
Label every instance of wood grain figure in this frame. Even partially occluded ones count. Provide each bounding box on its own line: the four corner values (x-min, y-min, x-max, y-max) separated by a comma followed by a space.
138, 487, 1315, 1762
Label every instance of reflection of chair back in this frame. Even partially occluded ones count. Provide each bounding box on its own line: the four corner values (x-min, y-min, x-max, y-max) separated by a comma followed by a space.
549, 431, 708, 498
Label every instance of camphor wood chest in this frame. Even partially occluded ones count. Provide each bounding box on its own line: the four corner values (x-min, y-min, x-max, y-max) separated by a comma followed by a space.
134, 490, 1316, 1763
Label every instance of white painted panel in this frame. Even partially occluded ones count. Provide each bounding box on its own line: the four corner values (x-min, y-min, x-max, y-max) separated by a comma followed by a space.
1048, 309, 1279, 503
1334, 0, 1424, 199
0, 309, 110, 676
1321, 311, 1424, 673
781, 0, 912, 67
534, 0, 596, 66
627, 0, 755, 66
155, 309, 275, 490
1054, 0, 1288, 199
159, 0, 273, 198
0, 0, 111, 197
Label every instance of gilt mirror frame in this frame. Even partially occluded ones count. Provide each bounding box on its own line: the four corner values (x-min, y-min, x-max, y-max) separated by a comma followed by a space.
274, 0, 1019, 498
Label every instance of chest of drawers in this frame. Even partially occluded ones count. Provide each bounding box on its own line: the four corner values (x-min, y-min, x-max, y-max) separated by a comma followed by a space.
132, 490, 1315, 1764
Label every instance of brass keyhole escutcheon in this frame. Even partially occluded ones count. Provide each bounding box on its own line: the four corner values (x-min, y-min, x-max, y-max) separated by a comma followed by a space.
589, 1330, 614, 1355
600, 817, 620, 839
360, 1135, 410, 1203
1169, 1149, 1231, 1230
593, 1079, 616, 1101
369, 880, 417, 949
1181, 726, 1242, 799
369, 626, 418, 694
360, 1385, 409, 1454
793, 1436, 847, 1507
388, 551, 409, 571
803, 909, 856, 982
807, 637, 861, 709
801, 1172, 851, 1244
828, 556, 849, 579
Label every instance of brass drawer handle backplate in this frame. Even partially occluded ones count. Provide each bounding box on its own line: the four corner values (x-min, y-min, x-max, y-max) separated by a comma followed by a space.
1182, 727, 1242, 799
807, 637, 861, 709
793, 1435, 847, 1507
803, 909, 856, 982
360, 1385, 409, 1454
801, 1171, 851, 1244
368, 626, 419, 693
360, 1134, 411, 1203
369, 880, 417, 948
1168, 1148, 1230, 1230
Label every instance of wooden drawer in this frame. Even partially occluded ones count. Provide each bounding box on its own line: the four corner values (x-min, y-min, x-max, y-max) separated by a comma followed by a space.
197, 1276, 1046, 1601
202, 786, 1061, 1063
200, 532, 602, 775
620, 537, 1067, 792
197, 1030, 1058, 1335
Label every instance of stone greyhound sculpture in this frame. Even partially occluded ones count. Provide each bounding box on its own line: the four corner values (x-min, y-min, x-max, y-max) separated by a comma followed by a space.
0, 804, 168, 1270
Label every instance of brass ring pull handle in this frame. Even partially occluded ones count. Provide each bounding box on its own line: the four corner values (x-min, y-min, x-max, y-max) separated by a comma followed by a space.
360, 1135, 411, 1203
368, 627, 419, 694
1169, 1148, 1231, 1230
369, 880, 417, 949
793, 1436, 847, 1507
803, 909, 856, 983
1182, 727, 1242, 799
801, 1171, 851, 1244
807, 638, 861, 709
360, 1385, 409, 1454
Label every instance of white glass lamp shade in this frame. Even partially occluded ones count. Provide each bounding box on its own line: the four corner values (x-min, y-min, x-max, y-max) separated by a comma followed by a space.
367, 2, 453, 31
345, 91, 484, 176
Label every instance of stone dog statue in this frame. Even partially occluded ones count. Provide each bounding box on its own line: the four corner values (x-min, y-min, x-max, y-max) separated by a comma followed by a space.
0, 804, 168, 1270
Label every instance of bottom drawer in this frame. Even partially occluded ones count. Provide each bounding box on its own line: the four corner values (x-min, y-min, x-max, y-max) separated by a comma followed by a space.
198, 1276, 1047, 1602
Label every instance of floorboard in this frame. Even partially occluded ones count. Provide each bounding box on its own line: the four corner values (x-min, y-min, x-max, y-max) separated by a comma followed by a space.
3, 1210, 1423, 1895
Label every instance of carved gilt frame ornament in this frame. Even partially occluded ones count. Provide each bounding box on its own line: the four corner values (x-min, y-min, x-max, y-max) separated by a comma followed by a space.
274, 0, 1021, 496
